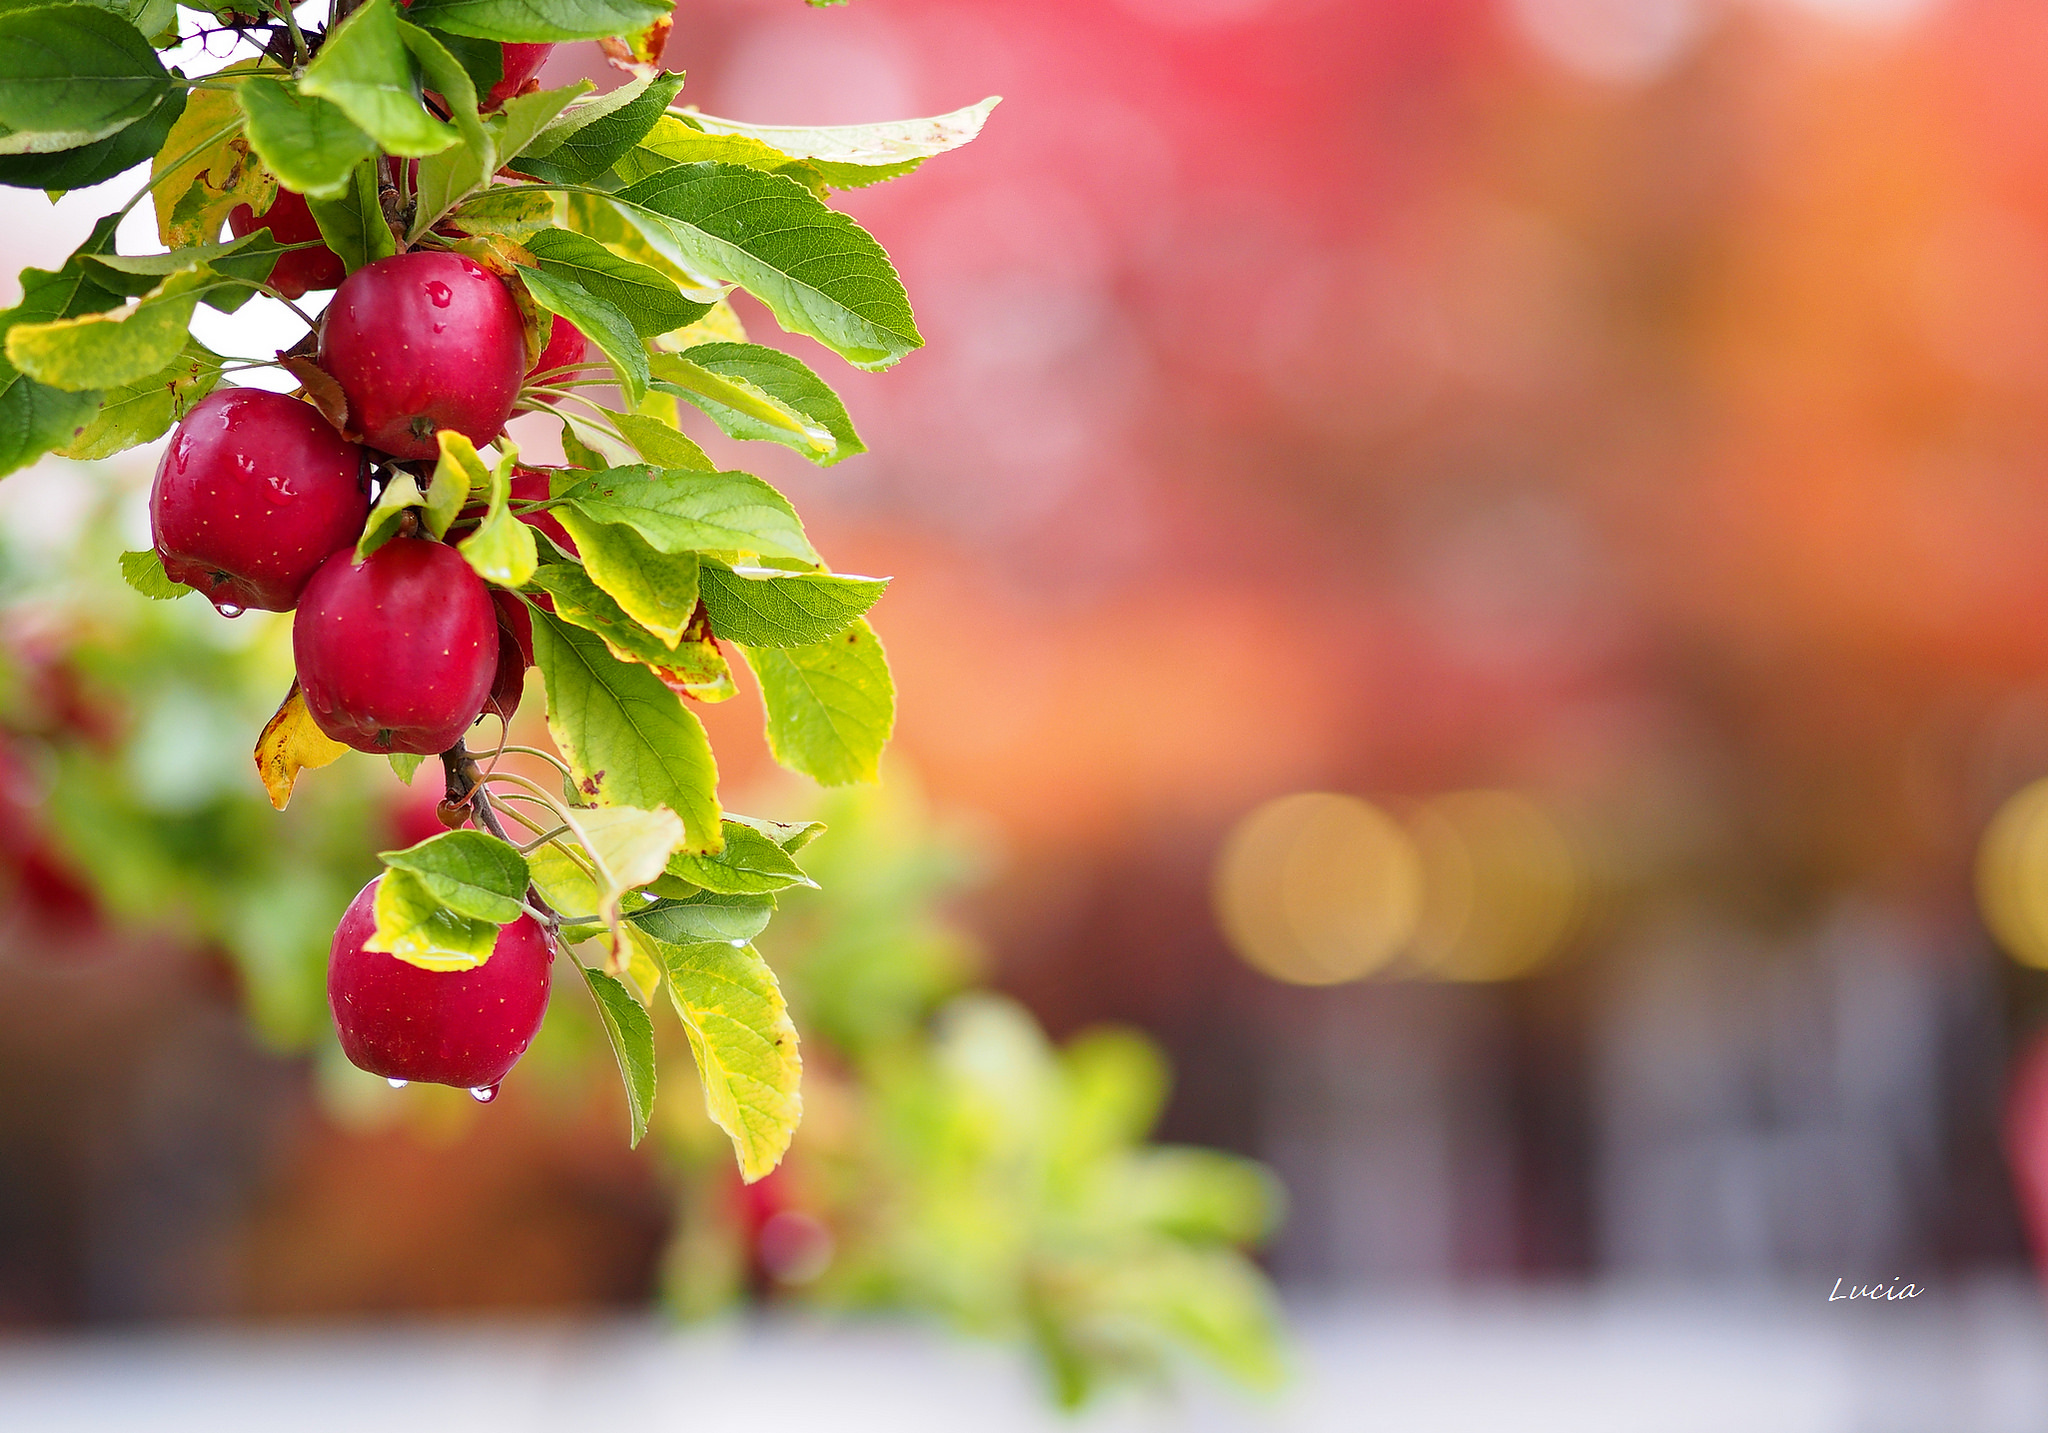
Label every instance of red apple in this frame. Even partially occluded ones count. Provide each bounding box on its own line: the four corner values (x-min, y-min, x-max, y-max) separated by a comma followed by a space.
531, 314, 588, 381
150, 387, 370, 614
328, 874, 554, 1090
318, 251, 528, 460
228, 188, 346, 299
488, 44, 555, 110
487, 588, 532, 720
293, 536, 498, 754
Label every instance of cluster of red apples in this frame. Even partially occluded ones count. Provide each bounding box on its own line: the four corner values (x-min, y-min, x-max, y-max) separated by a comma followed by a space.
151, 207, 573, 1102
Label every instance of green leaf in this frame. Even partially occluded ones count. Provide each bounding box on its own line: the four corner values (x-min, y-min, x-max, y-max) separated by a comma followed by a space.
648, 350, 817, 453
526, 560, 731, 698
557, 466, 818, 566
460, 497, 539, 587
531, 610, 721, 850
119, 547, 191, 600
699, 564, 886, 648
0, 5, 169, 155
613, 114, 825, 192
448, 184, 556, 240
0, 236, 122, 476
516, 71, 682, 181
0, 83, 182, 192
629, 889, 775, 944
304, 154, 396, 272
425, 428, 486, 539
380, 829, 530, 924
654, 936, 801, 1181
442, 430, 536, 585
559, 415, 608, 471
389, 752, 426, 784
366, 866, 499, 971
518, 263, 647, 405
524, 227, 707, 338
738, 618, 893, 785
563, 802, 684, 910
301, 0, 458, 159
679, 97, 1000, 187
61, 338, 222, 461
557, 189, 708, 304
727, 813, 826, 852
404, 0, 673, 43
667, 820, 815, 896
607, 406, 712, 471
414, 24, 501, 98
652, 342, 861, 465
614, 163, 921, 371
398, 16, 497, 238
85, 230, 284, 314
6, 264, 213, 392
239, 75, 378, 199
580, 962, 656, 1146
489, 80, 589, 164
527, 837, 600, 923
356, 472, 424, 560
0, 372, 98, 477
555, 508, 699, 647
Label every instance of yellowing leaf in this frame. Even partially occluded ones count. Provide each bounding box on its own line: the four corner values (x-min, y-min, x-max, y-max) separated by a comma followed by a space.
556, 507, 699, 647
565, 802, 685, 907
654, 935, 801, 1181
7, 266, 215, 392
365, 866, 498, 971
253, 681, 348, 811
152, 75, 255, 247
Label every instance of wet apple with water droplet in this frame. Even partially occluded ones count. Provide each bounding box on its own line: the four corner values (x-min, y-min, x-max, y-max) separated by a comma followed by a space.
293, 536, 498, 753
317, 251, 528, 460
328, 874, 553, 1090
150, 387, 369, 614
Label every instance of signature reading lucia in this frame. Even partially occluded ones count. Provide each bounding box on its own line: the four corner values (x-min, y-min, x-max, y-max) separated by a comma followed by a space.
1828, 1278, 1924, 1302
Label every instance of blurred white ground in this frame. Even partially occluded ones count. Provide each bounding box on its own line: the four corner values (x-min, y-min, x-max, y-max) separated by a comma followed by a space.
3, 1284, 2046, 1433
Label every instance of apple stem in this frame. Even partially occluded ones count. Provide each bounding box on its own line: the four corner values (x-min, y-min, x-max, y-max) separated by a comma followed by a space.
441, 740, 559, 929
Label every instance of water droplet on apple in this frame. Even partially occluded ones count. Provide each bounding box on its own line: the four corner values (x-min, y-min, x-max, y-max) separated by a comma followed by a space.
215, 602, 244, 618
424, 280, 453, 308
387, 1078, 408, 1089
469, 1083, 499, 1103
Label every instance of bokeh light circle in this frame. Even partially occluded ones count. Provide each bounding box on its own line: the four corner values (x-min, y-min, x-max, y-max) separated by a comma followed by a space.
1976, 778, 2048, 970
1212, 793, 1423, 986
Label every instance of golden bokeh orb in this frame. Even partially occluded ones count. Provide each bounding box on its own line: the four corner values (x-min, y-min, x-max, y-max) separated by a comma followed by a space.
1406, 790, 1582, 983
1212, 792, 1423, 986
1976, 778, 2048, 970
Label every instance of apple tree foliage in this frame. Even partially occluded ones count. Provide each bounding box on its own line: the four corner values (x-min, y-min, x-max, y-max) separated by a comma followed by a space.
0, 0, 998, 1180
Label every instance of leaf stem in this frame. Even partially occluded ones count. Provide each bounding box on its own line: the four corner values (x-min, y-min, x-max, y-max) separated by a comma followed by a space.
480, 768, 580, 822
272, 0, 311, 67
495, 743, 575, 778
256, 284, 320, 332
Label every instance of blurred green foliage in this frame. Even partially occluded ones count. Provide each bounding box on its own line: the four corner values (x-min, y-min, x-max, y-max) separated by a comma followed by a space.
0, 459, 385, 1044
663, 784, 1289, 1408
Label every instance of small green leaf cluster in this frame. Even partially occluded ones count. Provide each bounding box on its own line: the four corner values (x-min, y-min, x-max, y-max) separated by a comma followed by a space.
663, 786, 1290, 1407
6, 0, 996, 1176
